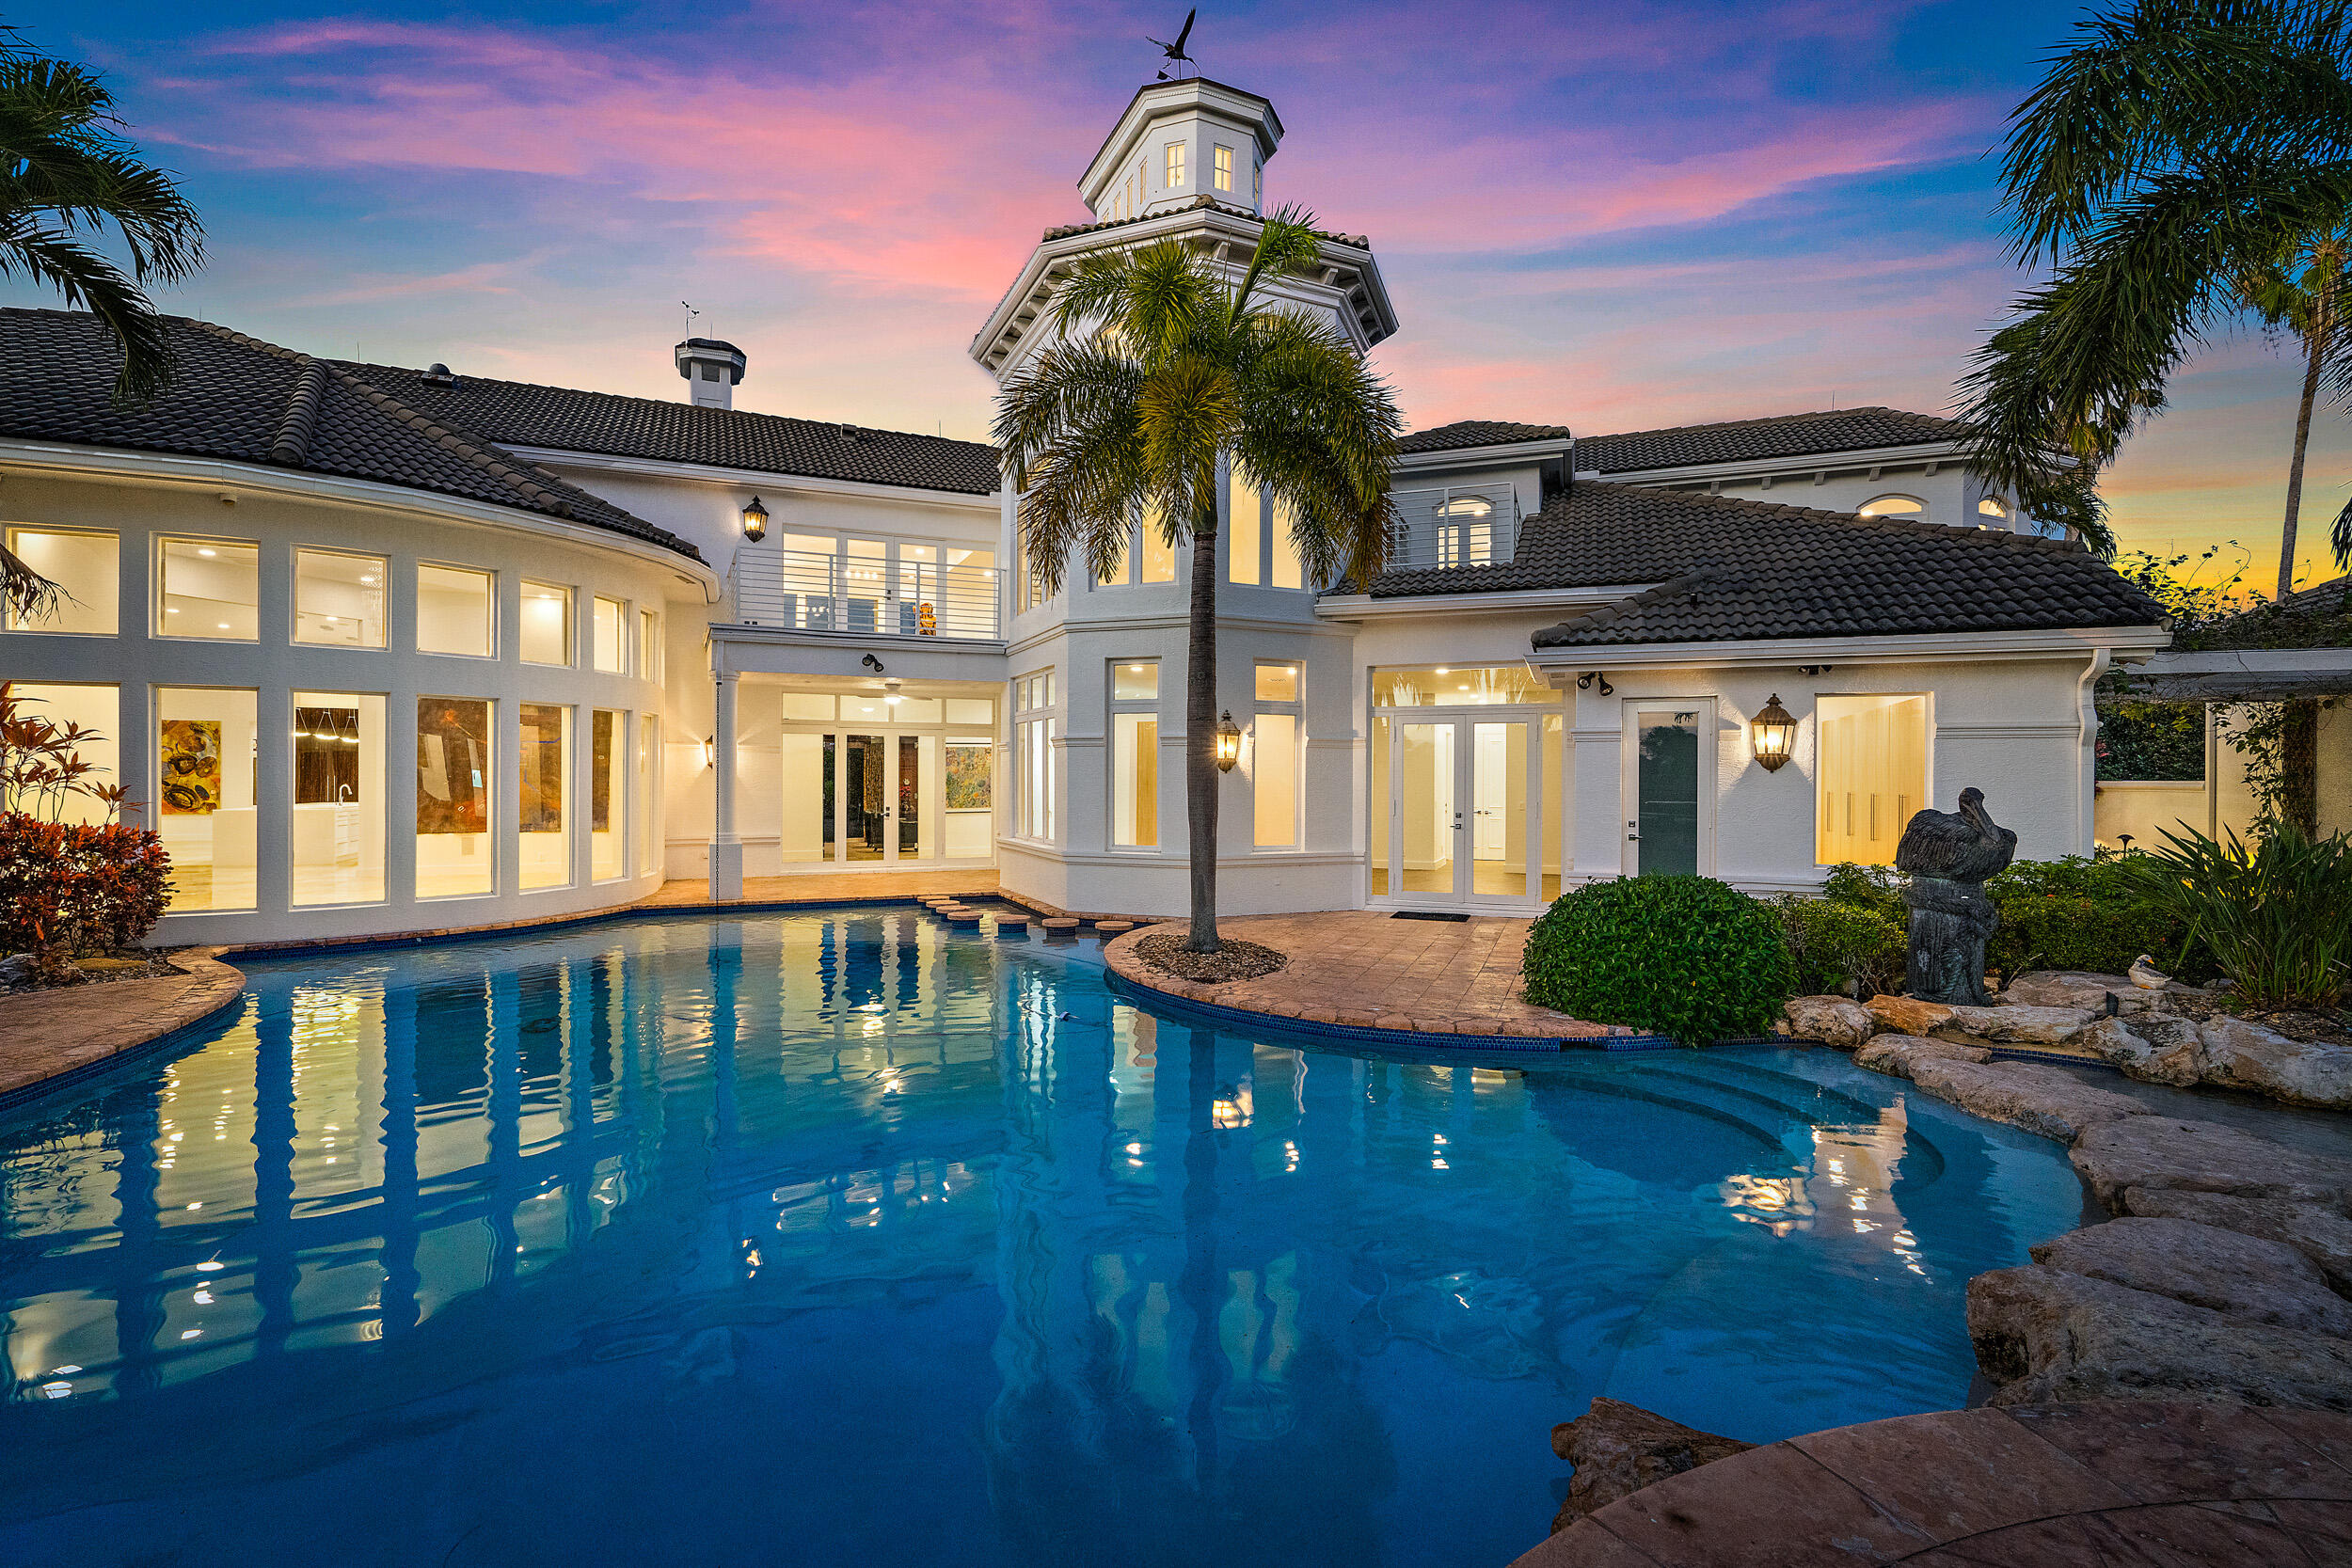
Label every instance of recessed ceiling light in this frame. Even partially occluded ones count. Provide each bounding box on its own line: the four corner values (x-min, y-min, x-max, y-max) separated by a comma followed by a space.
359, 575, 377, 585
166, 607, 180, 614
1435, 666, 1449, 674
196, 547, 216, 558
216, 622, 230, 630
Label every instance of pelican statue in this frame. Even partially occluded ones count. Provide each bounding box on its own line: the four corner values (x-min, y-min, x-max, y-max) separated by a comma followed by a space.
1894, 787, 2017, 1005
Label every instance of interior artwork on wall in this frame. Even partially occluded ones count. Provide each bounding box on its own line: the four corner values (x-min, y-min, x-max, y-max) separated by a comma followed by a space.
417, 700, 489, 834
159, 719, 222, 815
946, 742, 991, 809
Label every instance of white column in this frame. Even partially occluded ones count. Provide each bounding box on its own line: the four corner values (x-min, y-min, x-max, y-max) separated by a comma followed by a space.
708, 670, 743, 899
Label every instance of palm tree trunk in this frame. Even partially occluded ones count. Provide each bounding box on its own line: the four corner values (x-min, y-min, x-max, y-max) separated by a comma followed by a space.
1185, 509, 1221, 954
2280, 301, 2330, 602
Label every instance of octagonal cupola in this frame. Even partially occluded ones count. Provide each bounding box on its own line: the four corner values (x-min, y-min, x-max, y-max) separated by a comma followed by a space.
1079, 77, 1281, 221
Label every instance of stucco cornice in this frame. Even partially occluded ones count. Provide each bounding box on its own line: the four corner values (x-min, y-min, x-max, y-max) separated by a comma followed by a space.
1524, 624, 2171, 673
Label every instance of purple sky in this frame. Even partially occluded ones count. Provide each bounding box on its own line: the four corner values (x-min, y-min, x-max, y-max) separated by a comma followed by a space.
12, 1, 2345, 591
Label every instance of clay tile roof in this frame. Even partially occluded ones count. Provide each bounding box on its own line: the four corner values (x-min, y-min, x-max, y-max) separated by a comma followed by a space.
0, 309, 701, 561
1577, 406, 1966, 472
1363, 480, 2166, 648
336, 358, 1001, 497
1041, 196, 1371, 249
1395, 420, 1575, 454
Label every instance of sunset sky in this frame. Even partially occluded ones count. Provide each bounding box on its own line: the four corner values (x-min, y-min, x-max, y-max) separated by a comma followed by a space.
12, 0, 2346, 593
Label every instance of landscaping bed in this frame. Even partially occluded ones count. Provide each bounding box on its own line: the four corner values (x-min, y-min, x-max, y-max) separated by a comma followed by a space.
1133, 932, 1287, 984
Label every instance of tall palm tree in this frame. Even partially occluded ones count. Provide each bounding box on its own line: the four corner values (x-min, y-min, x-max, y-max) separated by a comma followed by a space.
2240, 229, 2348, 596
0, 27, 204, 621
1961, 0, 2352, 578
994, 209, 1401, 952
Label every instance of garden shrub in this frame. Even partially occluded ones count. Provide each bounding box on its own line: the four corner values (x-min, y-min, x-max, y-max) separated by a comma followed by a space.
0, 814, 172, 973
2129, 817, 2352, 1009
1982, 854, 2208, 984
1524, 875, 1795, 1046
1772, 895, 1905, 998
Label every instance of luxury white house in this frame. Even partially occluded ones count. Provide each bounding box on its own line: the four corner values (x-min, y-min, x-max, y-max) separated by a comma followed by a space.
0, 74, 2170, 947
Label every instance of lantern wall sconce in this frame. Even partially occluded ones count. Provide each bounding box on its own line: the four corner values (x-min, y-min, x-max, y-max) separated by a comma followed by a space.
1215, 711, 1243, 771
739, 496, 770, 542
1750, 693, 1797, 772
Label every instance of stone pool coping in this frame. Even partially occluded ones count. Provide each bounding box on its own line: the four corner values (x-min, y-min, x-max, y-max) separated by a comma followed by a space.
0, 948, 246, 1106
1513, 1401, 2352, 1567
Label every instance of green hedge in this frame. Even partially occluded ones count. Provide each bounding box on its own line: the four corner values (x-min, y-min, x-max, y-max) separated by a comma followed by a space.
1772, 895, 1904, 998
1524, 875, 1794, 1046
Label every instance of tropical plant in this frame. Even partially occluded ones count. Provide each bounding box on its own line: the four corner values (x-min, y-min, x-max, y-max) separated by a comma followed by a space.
1523, 876, 1796, 1046
2132, 816, 2352, 1007
1772, 894, 1906, 998
1963, 0, 2352, 573
0, 814, 170, 978
993, 208, 1402, 950
0, 680, 124, 820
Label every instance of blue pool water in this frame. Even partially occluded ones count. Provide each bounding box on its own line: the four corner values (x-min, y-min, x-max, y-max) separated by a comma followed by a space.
0, 911, 2087, 1566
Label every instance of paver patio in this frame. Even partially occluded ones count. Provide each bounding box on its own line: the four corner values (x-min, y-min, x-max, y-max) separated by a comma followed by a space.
1104, 911, 1613, 1041
0, 950, 246, 1101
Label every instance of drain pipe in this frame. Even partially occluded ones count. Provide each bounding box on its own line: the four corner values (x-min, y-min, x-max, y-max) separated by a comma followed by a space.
2077, 647, 2110, 854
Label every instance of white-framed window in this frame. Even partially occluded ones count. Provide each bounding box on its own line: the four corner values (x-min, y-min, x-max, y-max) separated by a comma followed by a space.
1817, 693, 1929, 868
5, 527, 116, 634
637, 712, 661, 875
156, 536, 259, 641
593, 596, 628, 673
1094, 500, 1176, 587
1252, 662, 1300, 847
518, 701, 572, 889
1214, 145, 1233, 193
1228, 474, 1305, 589
292, 690, 386, 906
156, 685, 259, 911
1857, 495, 1926, 519
1165, 142, 1185, 188
1014, 672, 1057, 841
591, 708, 628, 881
1978, 497, 2010, 521
1253, 154, 1262, 203
639, 608, 664, 683
521, 580, 572, 666
294, 548, 387, 648
1110, 660, 1159, 848
8, 682, 117, 821
418, 563, 494, 657
417, 695, 494, 898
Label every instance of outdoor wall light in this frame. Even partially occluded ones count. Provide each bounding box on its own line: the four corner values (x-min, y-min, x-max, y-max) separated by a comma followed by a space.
1216, 711, 1243, 771
739, 495, 770, 543
1751, 693, 1797, 772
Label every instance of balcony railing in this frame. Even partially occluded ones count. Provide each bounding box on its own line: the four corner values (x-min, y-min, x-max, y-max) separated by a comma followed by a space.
729, 547, 1002, 641
1386, 483, 1521, 572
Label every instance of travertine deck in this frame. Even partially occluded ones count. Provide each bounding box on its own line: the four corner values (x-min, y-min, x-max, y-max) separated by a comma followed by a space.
1104, 911, 1611, 1041
0, 950, 246, 1101
1515, 1402, 2352, 1567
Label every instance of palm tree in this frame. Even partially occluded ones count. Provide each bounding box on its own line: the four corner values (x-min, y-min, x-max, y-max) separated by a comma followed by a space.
2240, 229, 2348, 597
0, 26, 204, 621
994, 208, 1402, 951
1961, 0, 2352, 577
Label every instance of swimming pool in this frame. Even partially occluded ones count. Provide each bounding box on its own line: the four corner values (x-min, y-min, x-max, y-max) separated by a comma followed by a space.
0, 910, 2086, 1566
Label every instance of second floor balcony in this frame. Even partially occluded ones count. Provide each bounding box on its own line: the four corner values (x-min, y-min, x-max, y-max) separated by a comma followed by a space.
1386, 483, 1521, 573
730, 545, 1002, 641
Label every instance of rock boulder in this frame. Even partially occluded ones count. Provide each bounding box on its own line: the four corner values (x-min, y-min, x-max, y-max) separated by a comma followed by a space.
1968, 1264, 2352, 1411
1905, 1058, 2149, 1143
2029, 1217, 2352, 1338
1937, 1004, 2100, 1047
2197, 1017, 2352, 1110
1548, 1396, 1755, 1531
2122, 1188, 2352, 1297
1854, 1034, 1992, 1079
1865, 994, 1954, 1037
2003, 970, 2183, 1017
2079, 1015, 2205, 1087
2072, 1117, 2352, 1212
1781, 995, 1874, 1051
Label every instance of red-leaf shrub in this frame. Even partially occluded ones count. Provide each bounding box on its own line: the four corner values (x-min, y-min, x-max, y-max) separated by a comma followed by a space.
0, 812, 173, 969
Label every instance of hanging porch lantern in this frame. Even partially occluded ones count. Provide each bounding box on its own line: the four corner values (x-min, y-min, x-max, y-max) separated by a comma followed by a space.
739, 495, 771, 543
1216, 710, 1243, 772
1751, 693, 1797, 772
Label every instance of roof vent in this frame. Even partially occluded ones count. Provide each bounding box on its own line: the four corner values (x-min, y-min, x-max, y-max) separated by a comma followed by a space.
421, 363, 455, 386
675, 338, 746, 410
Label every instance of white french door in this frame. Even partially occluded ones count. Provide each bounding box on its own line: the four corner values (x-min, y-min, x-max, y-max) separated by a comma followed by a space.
778, 729, 993, 868
1372, 712, 1550, 911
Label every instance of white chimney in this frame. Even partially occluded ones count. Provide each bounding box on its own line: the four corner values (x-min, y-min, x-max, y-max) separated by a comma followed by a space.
674, 338, 746, 410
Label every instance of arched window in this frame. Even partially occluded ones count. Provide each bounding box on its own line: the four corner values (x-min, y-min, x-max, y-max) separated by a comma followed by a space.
1436, 495, 1494, 519
1978, 497, 2010, 519
1857, 495, 1926, 518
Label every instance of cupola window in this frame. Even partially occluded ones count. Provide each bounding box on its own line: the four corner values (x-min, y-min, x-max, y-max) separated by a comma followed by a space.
1165, 142, 1185, 188
1214, 145, 1233, 193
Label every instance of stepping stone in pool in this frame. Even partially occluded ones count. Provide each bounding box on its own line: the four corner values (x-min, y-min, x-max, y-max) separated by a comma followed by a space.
1041, 917, 1080, 939
946, 909, 984, 925
992, 913, 1029, 934
1092, 921, 1136, 937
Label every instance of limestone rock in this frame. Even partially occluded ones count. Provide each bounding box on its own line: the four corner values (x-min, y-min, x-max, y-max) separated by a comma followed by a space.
2029, 1217, 2352, 1338
1905, 1057, 2149, 1143
1968, 1263, 2352, 1411
2003, 970, 2181, 1017
1548, 1396, 1755, 1531
1866, 994, 1954, 1037
1854, 1033, 1992, 1079
2198, 1017, 2352, 1110
1937, 1003, 2099, 1047
2080, 1015, 2205, 1087
2123, 1188, 2352, 1297
2072, 1117, 2352, 1212
1782, 995, 1874, 1051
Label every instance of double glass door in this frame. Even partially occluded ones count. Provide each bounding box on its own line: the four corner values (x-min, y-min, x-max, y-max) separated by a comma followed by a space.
1373, 713, 1558, 910
781, 730, 937, 865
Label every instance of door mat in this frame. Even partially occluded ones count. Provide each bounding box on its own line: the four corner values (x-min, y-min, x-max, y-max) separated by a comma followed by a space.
1391, 911, 1470, 922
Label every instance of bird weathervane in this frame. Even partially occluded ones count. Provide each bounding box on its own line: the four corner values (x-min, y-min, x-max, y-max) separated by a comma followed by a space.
1149, 8, 1198, 80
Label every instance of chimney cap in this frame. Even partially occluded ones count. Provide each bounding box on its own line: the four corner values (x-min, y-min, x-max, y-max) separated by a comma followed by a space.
421, 362, 456, 386
675, 339, 747, 385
